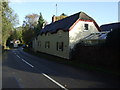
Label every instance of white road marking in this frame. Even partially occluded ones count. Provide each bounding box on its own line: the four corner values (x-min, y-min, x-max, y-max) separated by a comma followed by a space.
15, 53, 67, 89
16, 55, 34, 68
16, 55, 20, 58
21, 59, 34, 68
42, 73, 68, 90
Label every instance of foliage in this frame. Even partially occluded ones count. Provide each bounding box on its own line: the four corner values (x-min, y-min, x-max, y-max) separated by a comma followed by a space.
22, 13, 40, 44
1, 1, 19, 49
61, 13, 67, 16
37, 13, 45, 29
35, 13, 47, 35
22, 13, 46, 45
7, 26, 23, 44
22, 27, 35, 44
24, 13, 39, 28
106, 28, 120, 47
16, 27, 23, 42
55, 13, 67, 21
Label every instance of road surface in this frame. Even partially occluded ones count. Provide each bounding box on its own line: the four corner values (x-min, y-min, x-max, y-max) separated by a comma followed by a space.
2, 47, 120, 89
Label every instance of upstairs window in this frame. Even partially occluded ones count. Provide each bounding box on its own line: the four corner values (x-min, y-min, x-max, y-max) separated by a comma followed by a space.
84, 24, 89, 30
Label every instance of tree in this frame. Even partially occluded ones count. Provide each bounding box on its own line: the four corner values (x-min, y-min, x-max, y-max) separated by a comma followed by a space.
35, 13, 46, 35
61, 13, 67, 16
25, 13, 39, 28
22, 13, 39, 45
54, 13, 67, 22
8, 27, 23, 40
37, 13, 45, 29
106, 28, 120, 47
1, 1, 19, 49
16, 27, 23, 42
22, 13, 46, 45
22, 28, 35, 44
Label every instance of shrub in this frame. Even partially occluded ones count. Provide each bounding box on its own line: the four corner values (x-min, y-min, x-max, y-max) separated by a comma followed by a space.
106, 28, 120, 47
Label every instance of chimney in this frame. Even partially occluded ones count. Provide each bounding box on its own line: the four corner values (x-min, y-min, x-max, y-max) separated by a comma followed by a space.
52, 15, 56, 22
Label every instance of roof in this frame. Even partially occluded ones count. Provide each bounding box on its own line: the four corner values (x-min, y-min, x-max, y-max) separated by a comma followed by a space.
40, 11, 100, 35
100, 22, 120, 31
82, 32, 109, 40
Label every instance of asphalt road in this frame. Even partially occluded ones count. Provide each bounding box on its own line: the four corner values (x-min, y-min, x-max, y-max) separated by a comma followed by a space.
2, 47, 120, 89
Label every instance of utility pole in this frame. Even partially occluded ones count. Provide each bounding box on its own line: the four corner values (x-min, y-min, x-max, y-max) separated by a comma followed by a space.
118, 1, 120, 22
56, 4, 57, 16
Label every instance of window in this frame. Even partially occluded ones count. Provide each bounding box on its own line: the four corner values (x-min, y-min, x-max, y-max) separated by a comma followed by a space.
38, 42, 39, 46
45, 41, 50, 48
38, 41, 41, 47
84, 24, 88, 30
36, 37, 38, 40
40, 41, 41, 47
56, 42, 64, 51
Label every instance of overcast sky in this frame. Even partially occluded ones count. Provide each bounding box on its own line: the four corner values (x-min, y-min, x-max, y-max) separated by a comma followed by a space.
9, 0, 119, 27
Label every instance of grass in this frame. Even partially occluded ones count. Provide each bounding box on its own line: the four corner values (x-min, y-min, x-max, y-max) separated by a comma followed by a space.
23, 48, 120, 76
5, 46, 10, 50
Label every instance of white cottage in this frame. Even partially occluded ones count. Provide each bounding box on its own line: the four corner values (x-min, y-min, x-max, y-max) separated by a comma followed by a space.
32, 11, 100, 59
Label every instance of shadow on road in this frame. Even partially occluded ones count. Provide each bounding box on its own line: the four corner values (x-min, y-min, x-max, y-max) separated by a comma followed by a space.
2, 49, 120, 88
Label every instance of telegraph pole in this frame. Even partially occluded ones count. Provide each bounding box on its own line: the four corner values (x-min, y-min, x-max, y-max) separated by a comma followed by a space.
56, 4, 57, 16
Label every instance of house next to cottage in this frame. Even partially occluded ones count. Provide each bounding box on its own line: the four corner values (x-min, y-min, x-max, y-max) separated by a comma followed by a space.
32, 11, 101, 59
100, 22, 120, 31
10, 39, 21, 48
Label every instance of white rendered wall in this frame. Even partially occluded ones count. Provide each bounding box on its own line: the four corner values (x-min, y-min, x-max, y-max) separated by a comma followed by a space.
69, 20, 99, 49
33, 30, 69, 59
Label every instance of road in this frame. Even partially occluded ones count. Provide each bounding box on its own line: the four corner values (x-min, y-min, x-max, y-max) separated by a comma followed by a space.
2, 47, 120, 89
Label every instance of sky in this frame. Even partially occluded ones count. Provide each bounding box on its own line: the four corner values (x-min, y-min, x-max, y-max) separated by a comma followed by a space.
9, 0, 119, 27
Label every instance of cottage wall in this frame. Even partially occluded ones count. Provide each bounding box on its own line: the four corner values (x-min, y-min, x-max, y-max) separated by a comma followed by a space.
69, 20, 99, 49
34, 30, 69, 59
32, 39, 37, 52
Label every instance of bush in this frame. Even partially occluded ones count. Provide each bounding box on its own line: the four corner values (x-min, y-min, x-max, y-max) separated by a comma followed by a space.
71, 43, 120, 72
106, 28, 120, 47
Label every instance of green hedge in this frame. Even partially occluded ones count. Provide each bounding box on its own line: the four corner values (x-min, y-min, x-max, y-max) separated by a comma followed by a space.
71, 45, 120, 72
